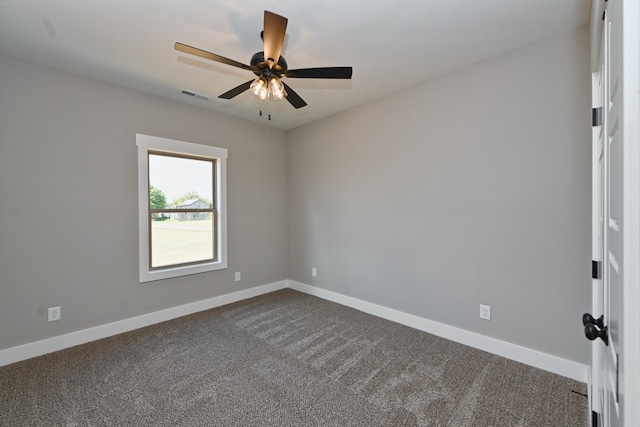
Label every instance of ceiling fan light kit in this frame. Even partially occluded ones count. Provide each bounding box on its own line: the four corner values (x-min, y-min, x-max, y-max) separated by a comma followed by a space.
175, 10, 352, 109
250, 76, 287, 101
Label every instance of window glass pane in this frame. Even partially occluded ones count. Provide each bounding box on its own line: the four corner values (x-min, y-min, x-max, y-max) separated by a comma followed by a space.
149, 154, 213, 209
151, 213, 214, 268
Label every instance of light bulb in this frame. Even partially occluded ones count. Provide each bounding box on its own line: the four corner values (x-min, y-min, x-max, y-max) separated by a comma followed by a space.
268, 77, 287, 101
250, 78, 267, 99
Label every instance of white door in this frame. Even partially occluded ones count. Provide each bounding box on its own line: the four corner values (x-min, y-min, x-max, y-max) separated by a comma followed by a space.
589, 1, 640, 426
589, 45, 605, 425
603, 2, 621, 423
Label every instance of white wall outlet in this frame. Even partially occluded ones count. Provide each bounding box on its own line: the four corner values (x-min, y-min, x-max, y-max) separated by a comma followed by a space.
48, 306, 61, 322
234, 272, 241, 282
479, 304, 491, 320
311, 268, 317, 277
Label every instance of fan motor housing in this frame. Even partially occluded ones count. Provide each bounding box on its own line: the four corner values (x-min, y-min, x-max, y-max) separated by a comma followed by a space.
250, 52, 287, 76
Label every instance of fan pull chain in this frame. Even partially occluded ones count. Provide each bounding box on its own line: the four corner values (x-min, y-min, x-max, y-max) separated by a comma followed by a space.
259, 110, 272, 121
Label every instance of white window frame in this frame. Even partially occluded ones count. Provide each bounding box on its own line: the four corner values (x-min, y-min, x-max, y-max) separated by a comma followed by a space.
136, 134, 227, 282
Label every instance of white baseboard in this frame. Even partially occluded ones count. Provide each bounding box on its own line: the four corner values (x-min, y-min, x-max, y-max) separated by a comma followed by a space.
0, 280, 288, 367
288, 280, 588, 383
0, 279, 588, 383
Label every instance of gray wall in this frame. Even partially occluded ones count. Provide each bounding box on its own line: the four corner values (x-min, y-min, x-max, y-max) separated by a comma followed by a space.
0, 54, 288, 350
288, 27, 591, 363
1, 26, 591, 365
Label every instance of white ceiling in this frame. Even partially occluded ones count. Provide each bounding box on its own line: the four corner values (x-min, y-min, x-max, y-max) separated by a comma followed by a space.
0, 0, 590, 130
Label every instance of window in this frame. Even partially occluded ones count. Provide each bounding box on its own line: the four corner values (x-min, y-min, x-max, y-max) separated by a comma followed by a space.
137, 134, 227, 282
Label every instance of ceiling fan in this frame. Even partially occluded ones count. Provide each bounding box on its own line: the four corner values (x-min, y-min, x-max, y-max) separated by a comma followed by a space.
175, 10, 353, 109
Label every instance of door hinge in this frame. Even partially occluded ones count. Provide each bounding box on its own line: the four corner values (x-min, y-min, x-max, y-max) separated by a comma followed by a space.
592, 107, 603, 126
592, 260, 602, 279
592, 410, 600, 427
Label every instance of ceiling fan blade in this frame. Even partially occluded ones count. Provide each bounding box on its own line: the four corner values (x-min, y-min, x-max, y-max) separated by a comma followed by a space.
175, 42, 254, 71
218, 80, 254, 99
283, 67, 353, 79
282, 81, 307, 109
263, 11, 287, 69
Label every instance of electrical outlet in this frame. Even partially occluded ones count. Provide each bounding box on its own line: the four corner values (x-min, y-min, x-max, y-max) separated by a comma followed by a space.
479, 304, 491, 320
311, 268, 317, 277
235, 272, 241, 282
48, 306, 61, 322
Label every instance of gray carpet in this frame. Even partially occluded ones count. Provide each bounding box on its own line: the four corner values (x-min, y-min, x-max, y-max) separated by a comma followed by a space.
0, 289, 588, 426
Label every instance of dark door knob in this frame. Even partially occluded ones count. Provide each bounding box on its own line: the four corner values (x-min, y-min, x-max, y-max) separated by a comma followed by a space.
584, 323, 609, 345
582, 313, 604, 328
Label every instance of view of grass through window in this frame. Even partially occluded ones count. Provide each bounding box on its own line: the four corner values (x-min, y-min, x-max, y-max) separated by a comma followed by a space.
148, 153, 215, 269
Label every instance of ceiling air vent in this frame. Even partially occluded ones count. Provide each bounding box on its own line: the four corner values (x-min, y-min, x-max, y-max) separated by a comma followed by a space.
181, 89, 210, 101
